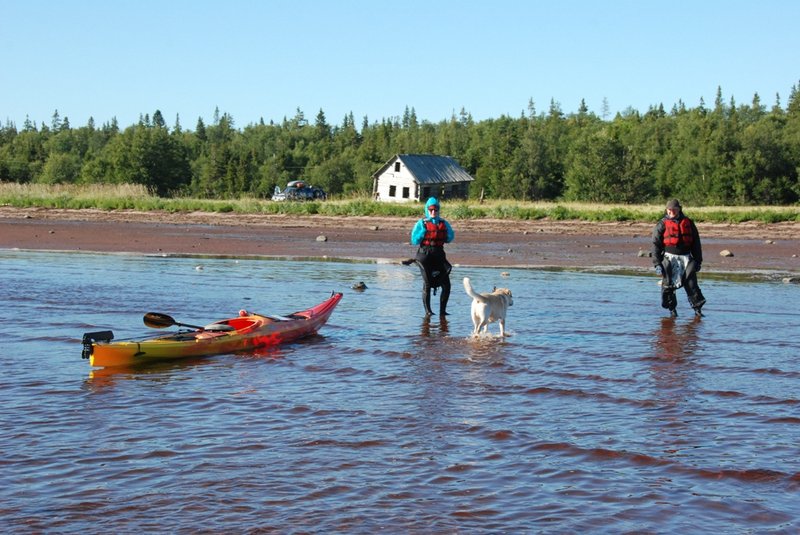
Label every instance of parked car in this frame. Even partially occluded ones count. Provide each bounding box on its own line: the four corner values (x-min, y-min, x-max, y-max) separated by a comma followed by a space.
271, 180, 327, 201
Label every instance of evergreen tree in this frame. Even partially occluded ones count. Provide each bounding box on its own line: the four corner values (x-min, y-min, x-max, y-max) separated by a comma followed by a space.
2, 82, 800, 205
153, 109, 166, 129
51, 110, 62, 131
196, 118, 207, 141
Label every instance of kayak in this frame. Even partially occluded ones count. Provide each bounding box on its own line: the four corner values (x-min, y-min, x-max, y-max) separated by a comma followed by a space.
82, 292, 343, 368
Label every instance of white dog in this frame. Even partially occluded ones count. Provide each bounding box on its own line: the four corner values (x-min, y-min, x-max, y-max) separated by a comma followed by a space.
463, 277, 513, 336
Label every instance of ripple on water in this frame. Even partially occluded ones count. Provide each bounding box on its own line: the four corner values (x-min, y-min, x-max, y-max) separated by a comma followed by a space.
1, 252, 799, 532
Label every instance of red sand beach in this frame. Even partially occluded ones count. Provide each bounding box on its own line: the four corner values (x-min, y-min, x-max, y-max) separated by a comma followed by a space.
1, 206, 799, 274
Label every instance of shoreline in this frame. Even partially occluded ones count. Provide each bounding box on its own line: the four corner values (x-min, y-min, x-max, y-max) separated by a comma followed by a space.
1, 206, 799, 277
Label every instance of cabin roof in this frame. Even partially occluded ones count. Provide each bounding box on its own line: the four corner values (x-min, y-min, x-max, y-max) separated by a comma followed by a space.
372, 154, 474, 185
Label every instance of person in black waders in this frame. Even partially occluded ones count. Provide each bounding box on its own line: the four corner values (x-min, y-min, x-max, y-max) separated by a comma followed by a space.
410, 197, 454, 317
651, 199, 706, 317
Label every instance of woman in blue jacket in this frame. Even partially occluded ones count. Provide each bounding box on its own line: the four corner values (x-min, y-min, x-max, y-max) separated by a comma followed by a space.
410, 197, 455, 316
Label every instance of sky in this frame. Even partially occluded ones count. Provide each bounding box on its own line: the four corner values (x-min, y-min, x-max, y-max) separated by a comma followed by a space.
2, 0, 799, 130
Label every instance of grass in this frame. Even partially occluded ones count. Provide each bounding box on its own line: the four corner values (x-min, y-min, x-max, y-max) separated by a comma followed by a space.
1, 182, 799, 224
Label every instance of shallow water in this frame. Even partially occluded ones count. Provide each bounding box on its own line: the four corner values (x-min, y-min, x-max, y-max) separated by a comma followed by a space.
1, 250, 799, 533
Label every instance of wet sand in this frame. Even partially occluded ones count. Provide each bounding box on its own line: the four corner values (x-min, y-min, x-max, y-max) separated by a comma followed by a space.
1, 206, 799, 275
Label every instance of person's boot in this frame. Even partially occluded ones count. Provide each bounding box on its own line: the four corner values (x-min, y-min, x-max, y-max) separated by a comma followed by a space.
690, 292, 706, 317
662, 289, 677, 317
439, 287, 450, 316
423, 287, 434, 316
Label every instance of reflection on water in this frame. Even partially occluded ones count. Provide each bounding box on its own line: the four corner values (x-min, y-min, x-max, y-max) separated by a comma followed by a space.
419, 315, 450, 338
647, 316, 703, 459
649, 316, 702, 406
1, 250, 799, 533
653, 315, 701, 361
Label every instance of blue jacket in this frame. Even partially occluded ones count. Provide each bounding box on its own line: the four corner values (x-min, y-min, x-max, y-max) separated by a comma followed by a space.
411, 197, 454, 245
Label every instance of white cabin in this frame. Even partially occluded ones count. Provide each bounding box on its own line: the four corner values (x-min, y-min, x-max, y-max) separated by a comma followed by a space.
371, 154, 474, 203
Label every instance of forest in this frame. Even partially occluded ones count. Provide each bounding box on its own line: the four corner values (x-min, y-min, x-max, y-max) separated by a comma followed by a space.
1, 84, 799, 206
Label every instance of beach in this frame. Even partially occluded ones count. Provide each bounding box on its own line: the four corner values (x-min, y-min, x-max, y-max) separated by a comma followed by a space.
1, 206, 799, 274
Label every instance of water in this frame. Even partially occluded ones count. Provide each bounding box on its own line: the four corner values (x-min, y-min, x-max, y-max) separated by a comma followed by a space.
2, 250, 799, 533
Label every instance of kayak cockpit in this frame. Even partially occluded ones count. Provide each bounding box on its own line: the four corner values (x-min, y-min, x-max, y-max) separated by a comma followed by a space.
203, 323, 235, 332
203, 316, 260, 330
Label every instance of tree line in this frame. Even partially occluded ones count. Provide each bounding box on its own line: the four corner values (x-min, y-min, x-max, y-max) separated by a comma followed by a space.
2, 83, 799, 205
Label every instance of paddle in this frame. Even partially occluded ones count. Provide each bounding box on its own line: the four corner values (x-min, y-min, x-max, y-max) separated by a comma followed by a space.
143, 312, 204, 330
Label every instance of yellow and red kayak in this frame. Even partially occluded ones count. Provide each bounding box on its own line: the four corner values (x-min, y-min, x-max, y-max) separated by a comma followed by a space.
82, 292, 343, 368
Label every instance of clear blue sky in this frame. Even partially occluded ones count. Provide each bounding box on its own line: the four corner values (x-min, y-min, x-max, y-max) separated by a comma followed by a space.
2, 0, 798, 130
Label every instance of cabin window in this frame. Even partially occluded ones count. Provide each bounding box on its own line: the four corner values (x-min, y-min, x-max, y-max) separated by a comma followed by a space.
389, 185, 397, 197
421, 187, 430, 199
394, 162, 401, 172
402, 187, 410, 199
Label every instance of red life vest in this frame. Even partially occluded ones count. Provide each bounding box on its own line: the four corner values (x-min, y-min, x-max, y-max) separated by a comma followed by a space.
421, 220, 448, 247
662, 217, 694, 249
